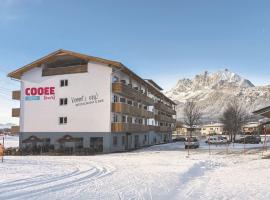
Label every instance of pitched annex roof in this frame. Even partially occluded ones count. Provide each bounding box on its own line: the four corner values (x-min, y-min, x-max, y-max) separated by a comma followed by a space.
253, 105, 270, 118
7, 49, 176, 105
144, 79, 163, 91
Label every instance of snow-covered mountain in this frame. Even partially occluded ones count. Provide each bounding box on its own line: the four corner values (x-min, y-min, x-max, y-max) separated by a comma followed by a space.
165, 69, 270, 121
0, 123, 15, 129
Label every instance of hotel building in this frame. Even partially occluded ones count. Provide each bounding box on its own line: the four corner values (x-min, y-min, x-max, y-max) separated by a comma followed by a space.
8, 49, 176, 153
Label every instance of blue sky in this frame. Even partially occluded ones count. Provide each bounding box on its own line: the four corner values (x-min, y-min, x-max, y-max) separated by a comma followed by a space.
1, 0, 270, 124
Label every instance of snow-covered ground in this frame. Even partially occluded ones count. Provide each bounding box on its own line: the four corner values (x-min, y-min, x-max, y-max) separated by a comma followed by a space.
0, 137, 270, 200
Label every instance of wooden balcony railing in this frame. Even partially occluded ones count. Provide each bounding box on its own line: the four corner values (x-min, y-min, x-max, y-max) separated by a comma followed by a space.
111, 123, 174, 133
12, 108, 20, 117
112, 123, 152, 132
155, 114, 176, 123
157, 126, 174, 132
154, 102, 176, 115
11, 126, 20, 134
42, 64, 88, 76
12, 90, 21, 100
112, 82, 154, 105
112, 103, 154, 118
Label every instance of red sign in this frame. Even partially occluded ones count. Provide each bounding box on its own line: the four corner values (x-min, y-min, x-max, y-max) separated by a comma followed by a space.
25, 87, 55, 96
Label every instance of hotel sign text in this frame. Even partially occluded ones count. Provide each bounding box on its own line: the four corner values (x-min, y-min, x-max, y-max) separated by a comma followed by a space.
71, 92, 104, 106
25, 87, 55, 101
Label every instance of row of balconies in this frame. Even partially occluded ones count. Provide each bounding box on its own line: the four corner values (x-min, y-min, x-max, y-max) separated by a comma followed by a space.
155, 114, 176, 123
112, 102, 154, 118
112, 82, 155, 105
111, 122, 174, 133
112, 102, 176, 123
154, 101, 176, 115
11, 90, 20, 134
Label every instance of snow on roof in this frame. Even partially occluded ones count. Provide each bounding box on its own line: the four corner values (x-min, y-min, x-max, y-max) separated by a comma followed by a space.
202, 123, 224, 127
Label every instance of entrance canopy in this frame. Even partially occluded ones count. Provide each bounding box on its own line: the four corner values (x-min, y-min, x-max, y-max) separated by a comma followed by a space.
58, 135, 83, 143
22, 136, 50, 143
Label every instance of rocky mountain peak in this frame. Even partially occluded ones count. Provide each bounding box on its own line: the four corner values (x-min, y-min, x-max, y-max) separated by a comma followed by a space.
165, 69, 269, 121
170, 69, 254, 93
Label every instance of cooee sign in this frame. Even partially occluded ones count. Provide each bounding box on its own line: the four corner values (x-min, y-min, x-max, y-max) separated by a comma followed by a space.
25, 87, 55, 96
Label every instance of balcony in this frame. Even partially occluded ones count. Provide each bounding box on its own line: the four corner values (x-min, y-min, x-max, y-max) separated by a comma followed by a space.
12, 90, 21, 100
154, 102, 176, 115
155, 114, 176, 123
112, 103, 154, 118
157, 126, 174, 132
12, 108, 20, 117
11, 126, 20, 134
111, 122, 151, 132
112, 82, 154, 105
42, 64, 88, 76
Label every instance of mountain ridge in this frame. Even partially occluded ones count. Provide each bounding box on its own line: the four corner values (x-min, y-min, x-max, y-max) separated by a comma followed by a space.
165, 69, 270, 121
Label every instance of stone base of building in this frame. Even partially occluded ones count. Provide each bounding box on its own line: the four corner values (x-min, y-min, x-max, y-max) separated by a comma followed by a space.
19, 131, 172, 154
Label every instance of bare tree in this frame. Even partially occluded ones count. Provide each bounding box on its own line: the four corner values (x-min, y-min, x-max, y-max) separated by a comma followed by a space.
220, 98, 249, 142
183, 100, 202, 136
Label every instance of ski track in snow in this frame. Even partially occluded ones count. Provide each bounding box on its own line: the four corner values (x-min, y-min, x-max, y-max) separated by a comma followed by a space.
0, 142, 270, 200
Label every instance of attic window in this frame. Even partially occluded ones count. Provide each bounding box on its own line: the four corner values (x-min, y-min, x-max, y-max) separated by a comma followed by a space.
46, 55, 87, 68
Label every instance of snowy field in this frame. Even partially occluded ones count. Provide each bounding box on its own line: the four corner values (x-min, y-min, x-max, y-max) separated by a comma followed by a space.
0, 137, 270, 200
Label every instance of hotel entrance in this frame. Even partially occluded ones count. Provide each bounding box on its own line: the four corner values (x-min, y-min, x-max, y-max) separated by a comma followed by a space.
90, 137, 103, 152
125, 133, 132, 150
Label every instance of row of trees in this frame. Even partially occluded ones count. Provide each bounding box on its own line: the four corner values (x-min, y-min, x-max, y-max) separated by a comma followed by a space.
182, 98, 249, 142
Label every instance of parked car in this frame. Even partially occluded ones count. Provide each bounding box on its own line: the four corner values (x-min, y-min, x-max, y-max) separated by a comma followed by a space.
205, 136, 228, 144
184, 137, 200, 149
173, 137, 186, 142
235, 135, 261, 144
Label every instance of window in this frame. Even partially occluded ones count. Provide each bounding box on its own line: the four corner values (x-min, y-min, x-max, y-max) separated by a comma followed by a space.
59, 98, 68, 105
113, 95, 118, 103
127, 100, 132, 105
122, 115, 126, 123
127, 116, 132, 123
113, 136, 118, 146
120, 97, 126, 103
113, 114, 118, 122
122, 136, 125, 145
59, 117, 67, 125
60, 79, 68, 87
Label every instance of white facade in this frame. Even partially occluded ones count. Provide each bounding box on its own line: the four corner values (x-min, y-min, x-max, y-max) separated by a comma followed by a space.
20, 62, 112, 132
201, 123, 224, 135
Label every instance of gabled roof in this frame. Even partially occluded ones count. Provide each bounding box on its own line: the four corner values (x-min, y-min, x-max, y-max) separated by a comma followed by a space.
7, 49, 176, 105
7, 49, 124, 79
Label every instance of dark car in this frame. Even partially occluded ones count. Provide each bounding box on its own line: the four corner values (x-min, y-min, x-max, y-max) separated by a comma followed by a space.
236, 135, 261, 144
173, 137, 186, 142
184, 137, 200, 149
